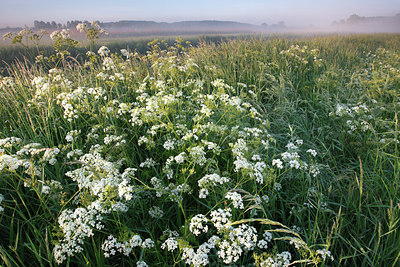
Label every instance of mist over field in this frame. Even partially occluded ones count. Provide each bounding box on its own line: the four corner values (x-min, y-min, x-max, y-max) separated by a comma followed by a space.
0, 14, 399, 40
0, 0, 399, 34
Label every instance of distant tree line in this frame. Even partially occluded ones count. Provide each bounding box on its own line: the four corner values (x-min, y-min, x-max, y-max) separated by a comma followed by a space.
66, 20, 101, 29
33, 20, 64, 29
333, 13, 400, 25
24, 19, 292, 37
33, 20, 102, 30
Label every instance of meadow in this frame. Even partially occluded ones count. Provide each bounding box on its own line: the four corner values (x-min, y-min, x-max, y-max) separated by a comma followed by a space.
0, 25, 400, 266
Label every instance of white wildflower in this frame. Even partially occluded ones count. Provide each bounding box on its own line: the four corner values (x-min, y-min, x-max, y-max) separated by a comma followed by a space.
102, 235, 121, 258
41, 148, 60, 165
286, 142, 298, 150
0, 194, 4, 213
189, 145, 206, 166
217, 240, 243, 264
98, 46, 110, 57
174, 152, 186, 164
225, 191, 244, 209
210, 208, 232, 230
122, 167, 137, 179
65, 130, 80, 143
76, 23, 86, 32
230, 224, 258, 250
199, 188, 209, 199
316, 248, 334, 261
161, 238, 178, 252
41, 185, 51, 194
306, 149, 317, 157
261, 251, 292, 266
274, 183, 282, 191
148, 206, 164, 219
121, 49, 129, 57
190, 214, 209, 236
310, 165, 320, 177
140, 158, 157, 168
289, 238, 306, 249
137, 261, 148, 267
288, 159, 300, 169
141, 238, 155, 249
272, 158, 283, 169
118, 179, 134, 200
163, 139, 175, 150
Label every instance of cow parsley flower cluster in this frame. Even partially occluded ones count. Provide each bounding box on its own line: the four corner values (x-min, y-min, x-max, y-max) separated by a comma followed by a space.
41, 44, 331, 266
57, 86, 106, 121
32, 69, 73, 102
0, 194, 4, 213
0, 76, 15, 88
273, 140, 321, 177
217, 240, 243, 264
260, 251, 292, 266
101, 234, 153, 258
41, 148, 60, 165
280, 45, 323, 67
50, 29, 70, 40
0, 137, 22, 149
231, 138, 267, 184
257, 231, 273, 249
65, 130, 80, 143
316, 248, 334, 261
54, 207, 104, 264
197, 173, 230, 198
148, 206, 164, 218
65, 151, 133, 202
189, 214, 209, 236
161, 238, 179, 252
225, 191, 244, 209
330, 103, 371, 134
210, 208, 232, 231
0, 141, 53, 179
181, 235, 220, 266
189, 145, 207, 166
229, 224, 258, 251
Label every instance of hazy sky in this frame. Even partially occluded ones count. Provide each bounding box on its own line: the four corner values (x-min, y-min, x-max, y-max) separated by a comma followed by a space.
0, 0, 399, 28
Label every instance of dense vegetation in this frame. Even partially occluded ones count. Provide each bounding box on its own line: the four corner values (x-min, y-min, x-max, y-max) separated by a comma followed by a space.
0, 33, 240, 73
1, 28, 400, 266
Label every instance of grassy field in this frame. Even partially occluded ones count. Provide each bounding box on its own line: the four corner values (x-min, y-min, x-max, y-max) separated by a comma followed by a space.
0, 33, 248, 73
0, 31, 400, 266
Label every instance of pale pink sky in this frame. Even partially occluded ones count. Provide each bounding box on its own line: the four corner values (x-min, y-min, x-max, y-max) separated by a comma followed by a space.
0, 0, 399, 28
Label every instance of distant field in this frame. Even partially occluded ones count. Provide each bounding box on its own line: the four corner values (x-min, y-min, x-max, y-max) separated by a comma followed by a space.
1, 33, 400, 266
0, 33, 248, 73
4, 32, 395, 74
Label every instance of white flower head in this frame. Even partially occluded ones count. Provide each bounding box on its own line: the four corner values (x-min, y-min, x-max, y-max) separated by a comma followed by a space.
41, 185, 51, 194
0, 194, 4, 213
199, 188, 209, 199
98, 46, 110, 57
121, 49, 129, 58
163, 139, 175, 150
136, 261, 148, 267
225, 191, 244, 209
174, 152, 186, 164
317, 248, 334, 261
272, 158, 283, 169
76, 23, 86, 32
190, 214, 209, 236
161, 237, 178, 252
210, 208, 232, 230
307, 149, 317, 157
148, 206, 164, 219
